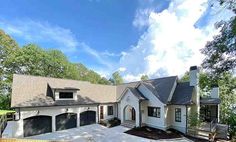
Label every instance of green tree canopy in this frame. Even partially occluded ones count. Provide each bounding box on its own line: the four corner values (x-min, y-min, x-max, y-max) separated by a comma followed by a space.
110, 71, 123, 85
201, 0, 236, 77
141, 75, 149, 81
180, 71, 236, 123
0, 28, 111, 110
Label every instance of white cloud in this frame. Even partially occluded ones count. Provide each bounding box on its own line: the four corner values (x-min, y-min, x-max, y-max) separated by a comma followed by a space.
101, 50, 122, 57
0, 19, 78, 53
120, 0, 230, 82
78, 42, 113, 68
0, 18, 116, 69
133, 8, 153, 29
118, 67, 126, 72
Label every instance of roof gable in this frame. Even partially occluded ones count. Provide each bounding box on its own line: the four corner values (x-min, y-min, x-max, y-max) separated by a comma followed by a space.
170, 82, 194, 105
118, 87, 147, 102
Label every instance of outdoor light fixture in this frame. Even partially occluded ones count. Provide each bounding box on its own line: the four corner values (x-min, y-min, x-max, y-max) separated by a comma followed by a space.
66, 108, 69, 112
87, 107, 90, 110
36, 110, 40, 115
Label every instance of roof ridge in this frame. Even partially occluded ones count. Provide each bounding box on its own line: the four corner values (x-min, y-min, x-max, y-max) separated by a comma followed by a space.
14, 74, 91, 83
117, 75, 178, 86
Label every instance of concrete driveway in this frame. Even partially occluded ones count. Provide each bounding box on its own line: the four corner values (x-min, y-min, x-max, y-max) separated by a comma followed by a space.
28, 124, 192, 142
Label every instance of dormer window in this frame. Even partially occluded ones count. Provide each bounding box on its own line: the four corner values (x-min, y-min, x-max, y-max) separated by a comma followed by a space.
59, 92, 73, 99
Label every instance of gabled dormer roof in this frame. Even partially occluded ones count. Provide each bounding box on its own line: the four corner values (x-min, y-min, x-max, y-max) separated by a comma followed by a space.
117, 76, 178, 104
170, 82, 194, 105
118, 87, 148, 101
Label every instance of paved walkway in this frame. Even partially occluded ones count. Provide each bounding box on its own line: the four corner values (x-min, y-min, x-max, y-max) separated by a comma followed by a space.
27, 124, 192, 142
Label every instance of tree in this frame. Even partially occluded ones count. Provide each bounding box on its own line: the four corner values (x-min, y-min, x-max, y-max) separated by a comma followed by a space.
76, 63, 111, 85
0, 95, 10, 110
141, 75, 149, 81
180, 71, 236, 123
0, 29, 19, 94
201, 17, 236, 76
201, 0, 236, 76
110, 71, 123, 85
0, 29, 19, 109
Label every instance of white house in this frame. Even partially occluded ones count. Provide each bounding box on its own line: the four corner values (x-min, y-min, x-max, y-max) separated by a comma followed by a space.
9, 66, 220, 138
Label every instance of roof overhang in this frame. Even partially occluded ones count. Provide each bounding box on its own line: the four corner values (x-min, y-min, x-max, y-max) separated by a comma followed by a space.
118, 87, 148, 102
200, 98, 221, 105
52, 87, 80, 91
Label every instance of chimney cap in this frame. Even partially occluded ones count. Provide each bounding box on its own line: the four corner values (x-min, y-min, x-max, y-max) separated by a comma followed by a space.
190, 66, 198, 70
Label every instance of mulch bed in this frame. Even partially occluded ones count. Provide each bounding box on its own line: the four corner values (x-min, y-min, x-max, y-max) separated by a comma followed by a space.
124, 126, 182, 140
125, 126, 210, 141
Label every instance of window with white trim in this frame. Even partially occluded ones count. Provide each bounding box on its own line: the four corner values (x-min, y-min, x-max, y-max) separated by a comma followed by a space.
148, 107, 160, 118
107, 106, 113, 115
59, 92, 73, 99
175, 108, 181, 122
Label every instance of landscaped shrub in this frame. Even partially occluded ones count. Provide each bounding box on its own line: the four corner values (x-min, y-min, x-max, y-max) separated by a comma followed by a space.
107, 117, 121, 127
99, 120, 107, 127
228, 112, 236, 140
188, 112, 202, 128
99, 117, 121, 128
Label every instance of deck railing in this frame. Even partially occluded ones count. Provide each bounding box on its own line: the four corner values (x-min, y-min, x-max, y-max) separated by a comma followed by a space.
210, 118, 217, 132
0, 115, 8, 137
0, 113, 14, 138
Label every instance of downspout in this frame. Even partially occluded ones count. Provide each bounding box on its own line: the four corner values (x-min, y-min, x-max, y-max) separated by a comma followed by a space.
97, 104, 99, 123
185, 105, 188, 134
139, 100, 141, 127
116, 102, 118, 118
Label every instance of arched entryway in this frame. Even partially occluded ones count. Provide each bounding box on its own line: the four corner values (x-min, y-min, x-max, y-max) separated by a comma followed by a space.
124, 105, 136, 121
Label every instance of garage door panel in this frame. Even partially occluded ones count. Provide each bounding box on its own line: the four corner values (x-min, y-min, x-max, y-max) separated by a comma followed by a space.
23, 115, 52, 137
56, 113, 77, 131
80, 111, 96, 126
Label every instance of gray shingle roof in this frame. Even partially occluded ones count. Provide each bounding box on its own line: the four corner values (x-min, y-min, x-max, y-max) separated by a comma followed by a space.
11, 74, 116, 107
143, 76, 177, 104
11, 74, 197, 107
127, 87, 148, 100
200, 98, 221, 104
116, 76, 177, 104
170, 82, 194, 105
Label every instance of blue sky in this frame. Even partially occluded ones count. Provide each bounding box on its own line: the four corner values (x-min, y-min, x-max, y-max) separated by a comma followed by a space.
0, 0, 233, 81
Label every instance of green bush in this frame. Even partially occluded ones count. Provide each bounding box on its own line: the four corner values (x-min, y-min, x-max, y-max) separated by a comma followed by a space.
108, 117, 121, 127
188, 112, 202, 128
228, 112, 236, 138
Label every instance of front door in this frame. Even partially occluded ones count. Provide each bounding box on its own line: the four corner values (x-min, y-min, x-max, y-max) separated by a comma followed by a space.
131, 108, 135, 120
100, 106, 104, 119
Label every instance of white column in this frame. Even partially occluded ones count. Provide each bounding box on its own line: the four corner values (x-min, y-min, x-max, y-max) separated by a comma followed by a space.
77, 112, 80, 127
52, 115, 56, 132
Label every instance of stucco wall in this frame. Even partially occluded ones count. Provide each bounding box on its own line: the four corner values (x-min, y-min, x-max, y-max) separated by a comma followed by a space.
13, 105, 98, 138
99, 103, 116, 120
166, 105, 187, 133
138, 84, 166, 130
